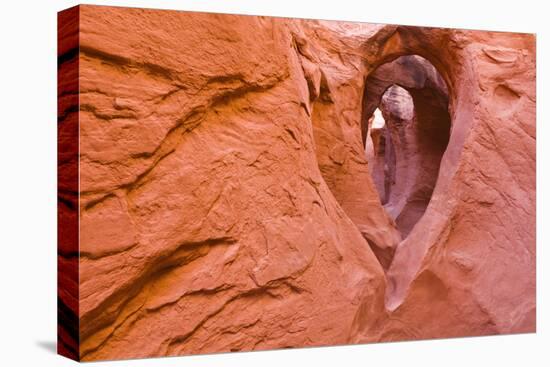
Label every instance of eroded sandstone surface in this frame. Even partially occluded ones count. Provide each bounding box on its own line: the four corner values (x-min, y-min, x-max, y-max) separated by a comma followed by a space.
57, 5, 536, 361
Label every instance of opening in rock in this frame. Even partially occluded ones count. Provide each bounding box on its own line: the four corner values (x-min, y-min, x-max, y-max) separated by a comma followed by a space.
363, 55, 451, 239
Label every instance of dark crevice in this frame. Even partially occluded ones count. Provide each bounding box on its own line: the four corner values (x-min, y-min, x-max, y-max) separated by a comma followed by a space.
58, 47, 79, 68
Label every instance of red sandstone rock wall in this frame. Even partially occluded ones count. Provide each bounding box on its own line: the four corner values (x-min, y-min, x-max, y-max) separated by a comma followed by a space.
57, 7, 80, 361
57, 5, 536, 361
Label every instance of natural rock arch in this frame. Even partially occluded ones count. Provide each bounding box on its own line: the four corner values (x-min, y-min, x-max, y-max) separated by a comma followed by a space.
362, 55, 451, 238
359, 28, 476, 310
301, 27, 467, 274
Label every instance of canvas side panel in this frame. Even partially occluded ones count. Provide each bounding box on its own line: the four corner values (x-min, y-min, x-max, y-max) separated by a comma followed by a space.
57, 5, 80, 362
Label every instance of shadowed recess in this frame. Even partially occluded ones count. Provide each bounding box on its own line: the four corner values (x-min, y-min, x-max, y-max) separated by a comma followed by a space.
363, 55, 451, 238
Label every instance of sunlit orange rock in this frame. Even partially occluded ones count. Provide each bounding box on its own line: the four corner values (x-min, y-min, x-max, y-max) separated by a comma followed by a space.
58, 5, 536, 362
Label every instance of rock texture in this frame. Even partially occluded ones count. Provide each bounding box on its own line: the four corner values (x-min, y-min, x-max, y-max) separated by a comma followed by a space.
57, 6, 80, 360
57, 5, 536, 362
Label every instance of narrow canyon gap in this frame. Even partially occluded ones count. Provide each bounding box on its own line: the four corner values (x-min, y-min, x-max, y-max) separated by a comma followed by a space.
363, 55, 451, 239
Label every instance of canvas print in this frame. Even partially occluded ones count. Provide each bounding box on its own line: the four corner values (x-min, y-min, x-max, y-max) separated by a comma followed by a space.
57, 5, 536, 362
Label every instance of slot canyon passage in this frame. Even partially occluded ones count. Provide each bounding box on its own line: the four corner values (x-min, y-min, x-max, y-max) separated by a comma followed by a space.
58, 6, 536, 361
363, 55, 451, 246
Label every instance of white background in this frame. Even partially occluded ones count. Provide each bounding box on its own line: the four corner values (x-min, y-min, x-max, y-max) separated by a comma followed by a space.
0, 0, 547, 365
